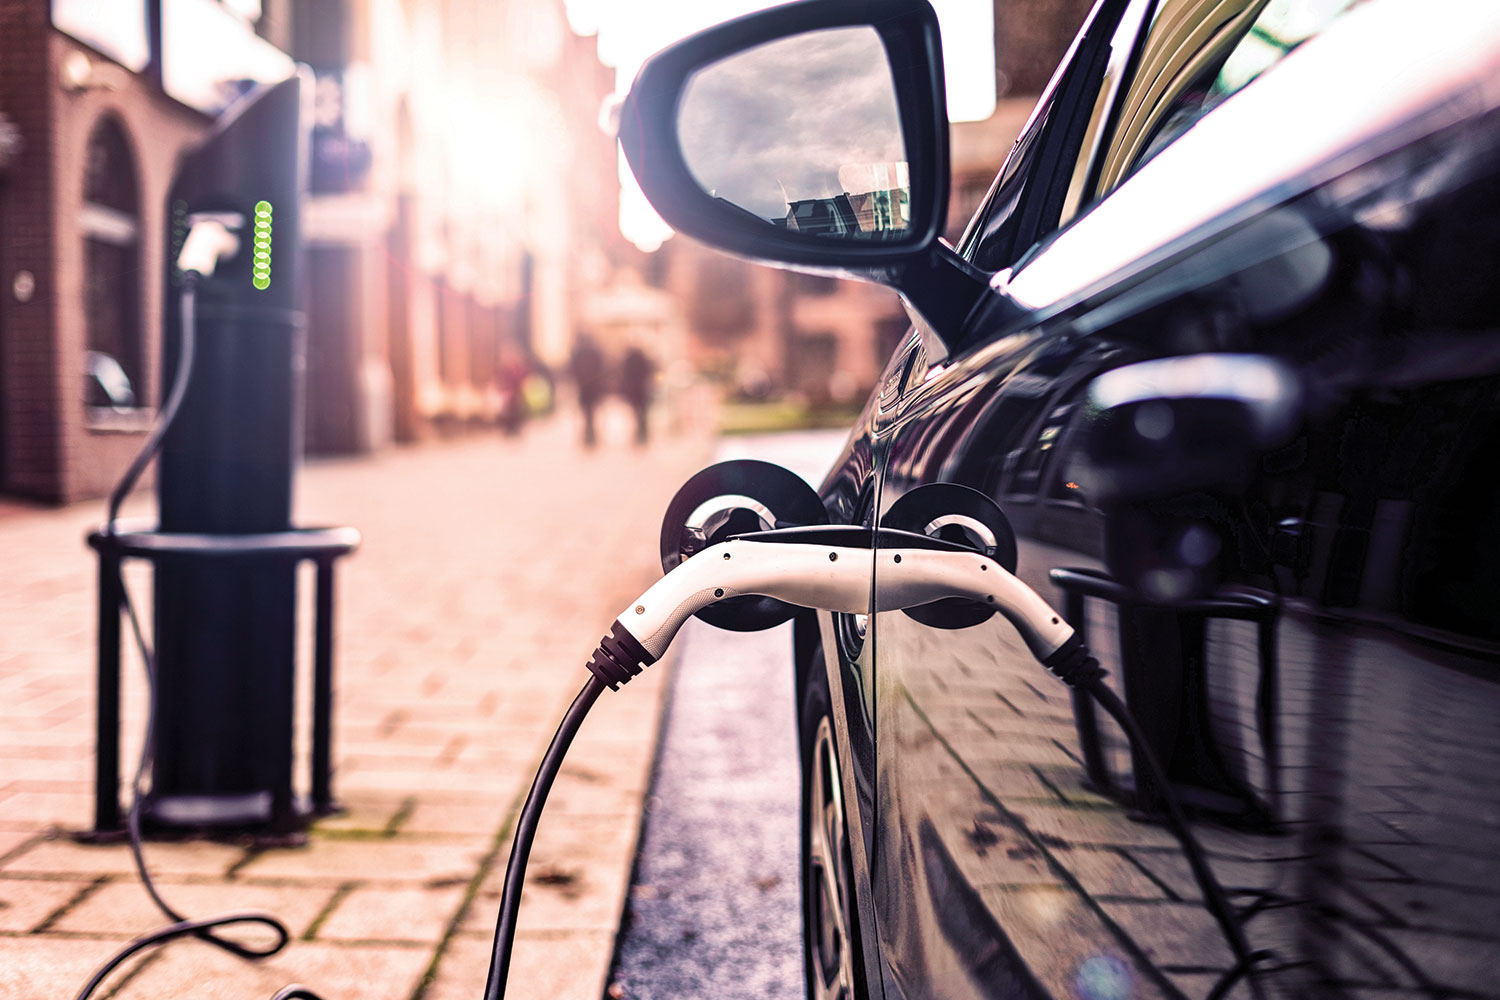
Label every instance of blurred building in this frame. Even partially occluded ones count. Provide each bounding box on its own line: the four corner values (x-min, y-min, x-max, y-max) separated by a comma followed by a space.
648, 0, 1093, 409
298, 0, 619, 451
0, 0, 618, 502
0, 0, 293, 502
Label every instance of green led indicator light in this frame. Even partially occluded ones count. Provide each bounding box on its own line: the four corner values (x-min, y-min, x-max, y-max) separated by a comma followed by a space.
252, 200, 273, 290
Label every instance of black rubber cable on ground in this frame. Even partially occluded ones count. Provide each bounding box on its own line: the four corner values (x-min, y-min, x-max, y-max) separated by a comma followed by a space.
113, 584, 293, 962
75, 279, 321, 1000
483, 674, 609, 1000
71, 913, 290, 1000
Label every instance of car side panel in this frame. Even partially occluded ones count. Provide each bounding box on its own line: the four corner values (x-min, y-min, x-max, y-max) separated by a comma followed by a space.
813, 336, 917, 999
871, 334, 1185, 1000
868, 106, 1500, 1000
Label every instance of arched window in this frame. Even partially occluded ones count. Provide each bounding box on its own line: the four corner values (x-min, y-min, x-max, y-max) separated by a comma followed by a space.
81, 115, 143, 412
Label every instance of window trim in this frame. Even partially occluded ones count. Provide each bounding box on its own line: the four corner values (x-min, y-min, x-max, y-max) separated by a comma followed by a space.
957, 0, 1150, 273
1060, 0, 1158, 223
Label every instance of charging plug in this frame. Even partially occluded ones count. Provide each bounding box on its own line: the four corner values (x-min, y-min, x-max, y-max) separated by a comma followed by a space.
586, 529, 1079, 689
177, 213, 244, 278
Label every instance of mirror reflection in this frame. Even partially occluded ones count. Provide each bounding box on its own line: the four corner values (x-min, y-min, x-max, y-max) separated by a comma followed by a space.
678, 26, 910, 240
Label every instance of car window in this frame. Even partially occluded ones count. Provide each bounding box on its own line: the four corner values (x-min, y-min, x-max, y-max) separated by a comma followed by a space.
964, 0, 1143, 273
1092, 0, 1367, 196
1057, 0, 1158, 224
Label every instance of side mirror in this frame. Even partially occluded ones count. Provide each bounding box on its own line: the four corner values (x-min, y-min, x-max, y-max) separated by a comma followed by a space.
1071, 354, 1304, 506
619, 0, 981, 336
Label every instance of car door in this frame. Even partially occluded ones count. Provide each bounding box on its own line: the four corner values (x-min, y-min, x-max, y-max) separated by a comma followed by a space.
821, 323, 918, 884
866, 1, 1500, 998
863, 0, 1162, 995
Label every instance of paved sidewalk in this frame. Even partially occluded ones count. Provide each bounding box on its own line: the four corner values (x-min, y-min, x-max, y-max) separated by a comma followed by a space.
0, 411, 713, 1000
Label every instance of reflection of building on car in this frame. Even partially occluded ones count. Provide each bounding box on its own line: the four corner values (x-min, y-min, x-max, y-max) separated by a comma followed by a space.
782, 186, 909, 236
622, 0, 1500, 998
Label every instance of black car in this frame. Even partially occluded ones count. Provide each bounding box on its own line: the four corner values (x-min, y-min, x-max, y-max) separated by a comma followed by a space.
621, 1, 1500, 998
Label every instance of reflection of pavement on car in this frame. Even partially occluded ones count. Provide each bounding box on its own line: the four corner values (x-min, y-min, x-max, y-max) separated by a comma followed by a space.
891, 534, 1500, 1000
609, 430, 846, 1000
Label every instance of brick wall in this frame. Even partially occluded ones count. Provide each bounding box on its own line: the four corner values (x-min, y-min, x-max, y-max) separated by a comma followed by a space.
49, 34, 207, 503
0, 2, 61, 501
0, 22, 209, 503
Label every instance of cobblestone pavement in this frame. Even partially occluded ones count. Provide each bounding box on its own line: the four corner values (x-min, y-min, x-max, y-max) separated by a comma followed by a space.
0, 409, 713, 1000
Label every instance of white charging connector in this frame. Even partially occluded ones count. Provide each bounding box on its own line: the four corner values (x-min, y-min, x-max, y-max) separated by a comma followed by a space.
635, 538, 1071, 658
490, 527, 1092, 1000
177, 213, 244, 278
586, 530, 1081, 690
490, 525, 1257, 1000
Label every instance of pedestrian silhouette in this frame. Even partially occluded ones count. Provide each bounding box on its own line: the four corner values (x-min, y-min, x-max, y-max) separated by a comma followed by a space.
569, 334, 606, 448
495, 339, 529, 436
619, 344, 657, 446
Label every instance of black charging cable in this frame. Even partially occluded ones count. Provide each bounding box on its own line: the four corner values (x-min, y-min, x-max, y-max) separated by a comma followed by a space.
488, 628, 1269, 1000
490, 631, 1278, 1000
103, 276, 198, 531
482, 614, 1267, 1000
481, 675, 609, 999
78, 275, 315, 1000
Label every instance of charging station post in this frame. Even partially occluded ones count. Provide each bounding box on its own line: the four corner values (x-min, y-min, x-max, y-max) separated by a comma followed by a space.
154, 72, 306, 835
88, 73, 359, 839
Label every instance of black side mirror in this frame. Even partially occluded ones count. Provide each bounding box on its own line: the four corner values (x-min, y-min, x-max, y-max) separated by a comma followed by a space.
619, 0, 983, 338
1072, 354, 1304, 506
